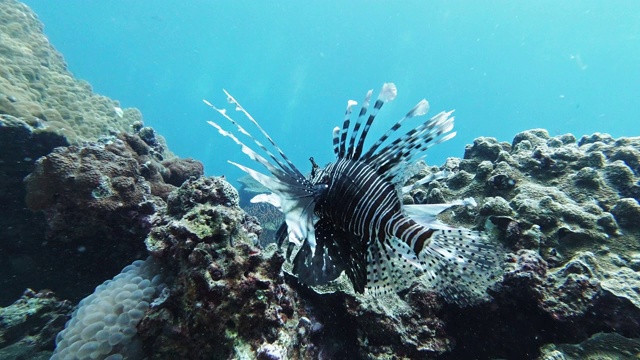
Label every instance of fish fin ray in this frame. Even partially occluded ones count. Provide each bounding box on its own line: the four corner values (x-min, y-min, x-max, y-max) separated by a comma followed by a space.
338, 99, 360, 158
361, 98, 429, 161
220, 90, 307, 180
345, 90, 372, 159
365, 237, 422, 296
352, 83, 397, 160
403, 198, 477, 228
206, 94, 319, 254
292, 219, 366, 289
204, 97, 308, 183
368, 111, 456, 184
418, 229, 503, 306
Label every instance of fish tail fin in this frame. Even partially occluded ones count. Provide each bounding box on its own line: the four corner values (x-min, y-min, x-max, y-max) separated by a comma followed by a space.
417, 229, 503, 306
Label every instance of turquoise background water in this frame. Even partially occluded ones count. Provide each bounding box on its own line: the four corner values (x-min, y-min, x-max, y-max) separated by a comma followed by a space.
23, 1, 640, 187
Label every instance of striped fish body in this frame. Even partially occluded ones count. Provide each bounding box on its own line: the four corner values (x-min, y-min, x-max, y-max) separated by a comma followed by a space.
206, 83, 503, 305
315, 159, 401, 240
315, 159, 431, 255
303, 158, 437, 294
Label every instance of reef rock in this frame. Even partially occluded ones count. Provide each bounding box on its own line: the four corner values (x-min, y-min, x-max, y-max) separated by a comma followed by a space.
137, 176, 311, 359
161, 157, 205, 187
0, 0, 141, 143
20, 125, 204, 304
404, 129, 640, 358
0, 0, 204, 305
0, 289, 72, 359
538, 332, 640, 360
24, 141, 156, 242
0, 115, 68, 305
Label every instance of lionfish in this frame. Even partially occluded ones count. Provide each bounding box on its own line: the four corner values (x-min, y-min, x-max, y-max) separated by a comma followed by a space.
205, 83, 502, 305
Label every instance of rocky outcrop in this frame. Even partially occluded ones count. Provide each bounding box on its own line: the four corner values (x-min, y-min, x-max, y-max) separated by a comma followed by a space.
0, 0, 203, 308
0, 289, 73, 359
405, 129, 640, 358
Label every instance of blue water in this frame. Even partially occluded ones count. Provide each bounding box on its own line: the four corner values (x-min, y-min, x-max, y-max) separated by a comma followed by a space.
23, 1, 640, 188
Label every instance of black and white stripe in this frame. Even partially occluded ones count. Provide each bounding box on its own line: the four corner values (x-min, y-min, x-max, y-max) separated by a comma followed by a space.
313, 159, 436, 267
209, 83, 503, 302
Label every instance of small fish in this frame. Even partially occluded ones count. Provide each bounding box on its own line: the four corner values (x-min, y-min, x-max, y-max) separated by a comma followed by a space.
205, 84, 502, 305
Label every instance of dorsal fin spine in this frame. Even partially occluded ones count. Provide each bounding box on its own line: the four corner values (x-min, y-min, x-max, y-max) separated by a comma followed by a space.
204, 102, 300, 180
345, 90, 373, 159
221, 90, 307, 180
338, 100, 358, 158
332, 126, 341, 157
352, 83, 398, 159
361, 99, 429, 161
370, 111, 455, 179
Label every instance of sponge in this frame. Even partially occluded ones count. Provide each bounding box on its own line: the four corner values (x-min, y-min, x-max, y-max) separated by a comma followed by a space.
51, 257, 163, 360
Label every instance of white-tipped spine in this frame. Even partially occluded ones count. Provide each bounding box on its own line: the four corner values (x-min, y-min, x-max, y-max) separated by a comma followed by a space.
379, 83, 398, 102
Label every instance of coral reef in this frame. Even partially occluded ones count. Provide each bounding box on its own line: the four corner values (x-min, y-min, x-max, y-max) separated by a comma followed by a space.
244, 202, 285, 247
0, 114, 68, 305
0, 289, 73, 360
137, 176, 310, 359
161, 157, 204, 187
538, 332, 640, 360
51, 257, 165, 360
298, 285, 453, 359
0, 0, 202, 307
0, 0, 141, 143
0, 0, 169, 306
19, 128, 195, 305
25, 141, 156, 242
405, 129, 640, 358
2, 1, 640, 359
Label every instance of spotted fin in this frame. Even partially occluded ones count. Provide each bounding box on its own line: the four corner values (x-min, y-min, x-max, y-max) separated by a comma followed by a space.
366, 237, 424, 296
418, 229, 503, 306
